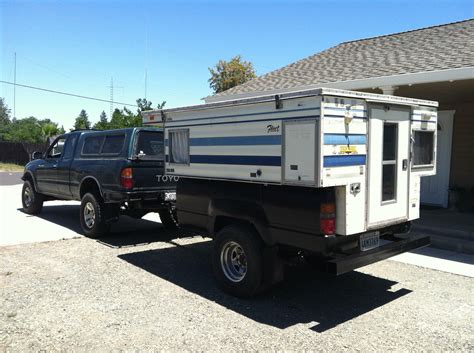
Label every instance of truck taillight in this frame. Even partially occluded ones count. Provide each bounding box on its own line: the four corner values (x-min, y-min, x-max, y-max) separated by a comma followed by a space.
320, 202, 336, 235
121, 167, 133, 189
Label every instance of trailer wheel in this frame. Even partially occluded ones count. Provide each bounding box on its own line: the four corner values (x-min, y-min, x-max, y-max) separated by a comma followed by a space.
158, 208, 178, 229
21, 180, 44, 215
212, 224, 264, 297
80, 193, 110, 238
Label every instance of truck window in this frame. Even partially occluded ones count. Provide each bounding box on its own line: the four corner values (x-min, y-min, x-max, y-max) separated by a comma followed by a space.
135, 130, 164, 160
62, 135, 77, 160
413, 130, 434, 167
82, 136, 104, 155
47, 137, 66, 159
102, 135, 125, 154
168, 129, 189, 164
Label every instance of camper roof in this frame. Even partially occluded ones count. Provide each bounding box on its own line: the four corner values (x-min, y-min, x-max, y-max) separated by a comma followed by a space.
143, 87, 438, 118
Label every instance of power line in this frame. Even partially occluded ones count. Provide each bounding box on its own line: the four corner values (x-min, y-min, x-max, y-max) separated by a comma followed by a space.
0, 80, 138, 107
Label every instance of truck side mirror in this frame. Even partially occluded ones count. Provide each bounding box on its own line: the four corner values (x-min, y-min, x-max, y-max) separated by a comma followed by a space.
31, 151, 43, 160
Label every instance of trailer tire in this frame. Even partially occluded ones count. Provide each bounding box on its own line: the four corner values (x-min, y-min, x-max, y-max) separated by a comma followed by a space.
21, 180, 44, 215
80, 193, 110, 238
212, 224, 265, 297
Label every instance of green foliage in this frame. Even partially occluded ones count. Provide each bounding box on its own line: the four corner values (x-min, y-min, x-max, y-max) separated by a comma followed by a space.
73, 109, 91, 130
208, 55, 256, 94
92, 99, 166, 130
93, 111, 109, 130
0, 98, 11, 127
1, 117, 49, 143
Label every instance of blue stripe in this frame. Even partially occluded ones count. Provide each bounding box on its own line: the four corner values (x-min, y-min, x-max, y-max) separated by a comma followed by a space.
411, 119, 436, 124
323, 155, 366, 167
324, 114, 367, 120
190, 155, 281, 166
191, 135, 281, 146
326, 107, 367, 112
165, 115, 320, 128
324, 134, 366, 145
164, 135, 281, 147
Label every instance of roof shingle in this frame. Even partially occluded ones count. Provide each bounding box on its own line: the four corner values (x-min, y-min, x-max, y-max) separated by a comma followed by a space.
214, 19, 474, 98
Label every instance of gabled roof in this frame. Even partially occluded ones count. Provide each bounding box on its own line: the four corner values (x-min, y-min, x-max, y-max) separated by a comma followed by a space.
210, 19, 474, 100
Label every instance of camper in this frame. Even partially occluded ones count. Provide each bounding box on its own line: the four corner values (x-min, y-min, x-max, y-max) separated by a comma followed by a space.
142, 88, 437, 297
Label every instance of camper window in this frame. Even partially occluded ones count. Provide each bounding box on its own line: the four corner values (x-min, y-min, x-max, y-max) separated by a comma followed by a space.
382, 123, 398, 202
169, 129, 190, 164
413, 130, 434, 167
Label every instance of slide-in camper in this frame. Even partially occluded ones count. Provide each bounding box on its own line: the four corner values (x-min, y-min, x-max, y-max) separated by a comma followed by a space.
143, 88, 437, 297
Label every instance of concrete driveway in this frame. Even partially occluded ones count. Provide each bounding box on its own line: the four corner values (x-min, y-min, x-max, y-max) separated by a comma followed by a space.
0, 183, 164, 246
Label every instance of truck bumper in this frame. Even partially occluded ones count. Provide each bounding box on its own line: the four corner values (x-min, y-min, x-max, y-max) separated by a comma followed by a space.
325, 233, 430, 275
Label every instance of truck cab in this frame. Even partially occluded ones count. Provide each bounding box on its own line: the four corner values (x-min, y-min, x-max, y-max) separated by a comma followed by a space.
21, 127, 177, 237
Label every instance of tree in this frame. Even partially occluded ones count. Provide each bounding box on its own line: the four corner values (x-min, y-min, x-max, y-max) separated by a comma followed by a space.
41, 121, 60, 139
2, 117, 44, 143
0, 98, 11, 126
73, 109, 91, 130
136, 98, 166, 113
93, 111, 109, 130
208, 55, 256, 94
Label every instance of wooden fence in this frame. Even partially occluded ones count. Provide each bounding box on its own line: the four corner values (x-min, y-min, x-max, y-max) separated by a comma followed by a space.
0, 141, 49, 165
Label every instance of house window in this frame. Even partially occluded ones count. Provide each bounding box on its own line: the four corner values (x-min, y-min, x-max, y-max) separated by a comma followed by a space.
169, 129, 190, 164
413, 130, 435, 167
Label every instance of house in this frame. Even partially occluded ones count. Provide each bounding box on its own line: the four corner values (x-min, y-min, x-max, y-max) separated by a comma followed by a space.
205, 19, 474, 209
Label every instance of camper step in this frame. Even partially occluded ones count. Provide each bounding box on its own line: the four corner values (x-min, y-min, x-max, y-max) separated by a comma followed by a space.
413, 231, 474, 255
413, 223, 474, 242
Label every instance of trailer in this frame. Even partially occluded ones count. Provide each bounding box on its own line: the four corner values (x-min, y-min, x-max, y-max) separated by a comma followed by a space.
142, 87, 437, 297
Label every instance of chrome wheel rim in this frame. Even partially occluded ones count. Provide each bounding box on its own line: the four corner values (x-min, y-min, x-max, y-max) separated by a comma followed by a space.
83, 202, 96, 228
220, 241, 247, 282
23, 186, 32, 207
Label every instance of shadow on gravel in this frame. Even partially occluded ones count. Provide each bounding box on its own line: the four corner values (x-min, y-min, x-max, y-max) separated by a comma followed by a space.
19, 204, 180, 248
119, 240, 412, 332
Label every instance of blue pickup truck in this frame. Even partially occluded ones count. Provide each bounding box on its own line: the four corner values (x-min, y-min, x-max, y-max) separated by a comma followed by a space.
21, 127, 177, 237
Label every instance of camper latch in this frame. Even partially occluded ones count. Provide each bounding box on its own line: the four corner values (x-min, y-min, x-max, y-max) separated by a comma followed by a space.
350, 183, 361, 195
275, 95, 283, 109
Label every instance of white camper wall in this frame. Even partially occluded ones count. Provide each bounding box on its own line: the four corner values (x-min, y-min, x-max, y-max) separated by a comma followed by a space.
164, 96, 321, 184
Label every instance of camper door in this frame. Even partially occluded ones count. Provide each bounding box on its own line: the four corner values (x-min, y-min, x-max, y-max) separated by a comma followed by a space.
367, 104, 410, 228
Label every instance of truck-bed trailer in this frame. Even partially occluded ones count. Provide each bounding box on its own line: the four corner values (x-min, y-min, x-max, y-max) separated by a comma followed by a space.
142, 87, 437, 297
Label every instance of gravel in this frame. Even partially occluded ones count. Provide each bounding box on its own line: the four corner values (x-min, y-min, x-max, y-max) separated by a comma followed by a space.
0, 234, 472, 351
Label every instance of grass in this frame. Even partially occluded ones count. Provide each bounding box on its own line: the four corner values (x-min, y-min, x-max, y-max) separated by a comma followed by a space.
0, 162, 25, 172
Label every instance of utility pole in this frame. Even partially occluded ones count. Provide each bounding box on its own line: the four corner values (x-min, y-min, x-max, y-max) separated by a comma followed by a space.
108, 77, 123, 117
13, 52, 16, 119
109, 77, 113, 117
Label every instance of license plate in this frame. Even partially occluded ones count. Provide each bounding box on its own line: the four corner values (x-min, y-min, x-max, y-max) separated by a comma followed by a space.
360, 232, 380, 251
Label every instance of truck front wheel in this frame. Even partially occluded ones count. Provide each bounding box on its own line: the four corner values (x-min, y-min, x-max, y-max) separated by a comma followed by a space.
212, 224, 265, 297
80, 193, 110, 238
21, 180, 44, 215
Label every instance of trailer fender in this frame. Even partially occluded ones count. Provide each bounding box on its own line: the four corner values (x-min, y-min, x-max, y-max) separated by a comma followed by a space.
208, 198, 274, 246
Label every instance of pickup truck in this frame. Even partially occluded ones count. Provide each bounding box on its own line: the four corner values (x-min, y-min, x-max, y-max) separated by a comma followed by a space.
21, 127, 177, 237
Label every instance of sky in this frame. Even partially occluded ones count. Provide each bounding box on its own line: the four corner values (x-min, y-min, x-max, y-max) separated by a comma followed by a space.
1, 0, 472, 129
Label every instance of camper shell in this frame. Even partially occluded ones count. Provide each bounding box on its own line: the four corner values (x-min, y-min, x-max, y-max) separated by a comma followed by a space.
143, 87, 437, 296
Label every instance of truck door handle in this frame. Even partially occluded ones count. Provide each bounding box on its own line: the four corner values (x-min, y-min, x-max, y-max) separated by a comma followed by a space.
402, 159, 408, 171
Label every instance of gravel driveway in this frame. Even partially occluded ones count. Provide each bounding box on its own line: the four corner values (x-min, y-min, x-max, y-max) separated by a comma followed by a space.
1, 234, 472, 351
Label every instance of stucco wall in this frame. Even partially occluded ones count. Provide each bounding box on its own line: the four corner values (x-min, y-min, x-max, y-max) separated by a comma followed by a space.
441, 100, 474, 189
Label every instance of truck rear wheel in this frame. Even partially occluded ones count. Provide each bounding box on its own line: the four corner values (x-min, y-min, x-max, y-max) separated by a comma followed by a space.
21, 180, 44, 215
212, 224, 265, 297
80, 193, 110, 238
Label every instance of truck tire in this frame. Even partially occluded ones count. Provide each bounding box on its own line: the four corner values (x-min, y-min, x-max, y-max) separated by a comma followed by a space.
212, 224, 265, 297
21, 180, 44, 215
158, 208, 178, 229
80, 193, 110, 238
